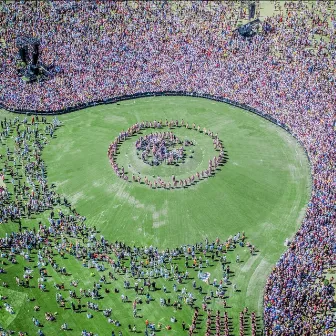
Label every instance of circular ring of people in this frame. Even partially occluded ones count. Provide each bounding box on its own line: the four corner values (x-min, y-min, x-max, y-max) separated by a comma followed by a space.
108, 119, 225, 189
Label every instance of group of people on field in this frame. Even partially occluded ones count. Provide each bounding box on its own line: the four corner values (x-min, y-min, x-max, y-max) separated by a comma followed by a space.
135, 132, 185, 166
0, 116, 60, 224
107, 119, 225, 189
0, 139, 256, 335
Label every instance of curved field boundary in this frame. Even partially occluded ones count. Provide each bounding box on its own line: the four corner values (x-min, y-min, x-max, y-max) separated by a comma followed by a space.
0, 90, 311, 166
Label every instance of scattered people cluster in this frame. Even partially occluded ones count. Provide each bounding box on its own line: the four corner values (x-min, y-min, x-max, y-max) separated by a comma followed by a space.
0, 115, 60, 224
0, 125, 258, 333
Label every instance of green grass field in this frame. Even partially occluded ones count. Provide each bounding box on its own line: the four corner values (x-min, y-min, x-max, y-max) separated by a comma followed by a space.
0, 96, 311, 335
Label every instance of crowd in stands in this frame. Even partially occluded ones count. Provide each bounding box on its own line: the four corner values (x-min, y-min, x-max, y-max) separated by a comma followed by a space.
0, 0, 335, 335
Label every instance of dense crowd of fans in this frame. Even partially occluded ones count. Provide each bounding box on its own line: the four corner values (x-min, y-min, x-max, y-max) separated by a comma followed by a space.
0, 0, 335, 335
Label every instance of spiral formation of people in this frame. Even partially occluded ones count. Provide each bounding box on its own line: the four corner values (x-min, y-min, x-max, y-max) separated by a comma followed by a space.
108, 119, 225, 189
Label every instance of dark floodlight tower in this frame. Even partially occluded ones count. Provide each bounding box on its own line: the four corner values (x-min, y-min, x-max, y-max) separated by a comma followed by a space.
16, 36, 41, 81
15, 0, 47, 81
239, 0, 257, 21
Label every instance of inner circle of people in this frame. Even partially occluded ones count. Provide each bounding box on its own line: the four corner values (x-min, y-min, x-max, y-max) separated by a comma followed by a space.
108, 119, 225, 189
136, 132, 186, 167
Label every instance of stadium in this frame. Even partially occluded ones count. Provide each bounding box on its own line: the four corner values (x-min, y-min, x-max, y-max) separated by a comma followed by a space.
0, 1, 335, 335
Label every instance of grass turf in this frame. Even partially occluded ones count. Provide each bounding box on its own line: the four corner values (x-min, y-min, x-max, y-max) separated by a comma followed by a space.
0, 96, 311, 335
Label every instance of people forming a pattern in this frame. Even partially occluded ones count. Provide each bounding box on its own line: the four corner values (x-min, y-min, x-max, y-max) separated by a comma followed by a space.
107, 119, 226, 189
